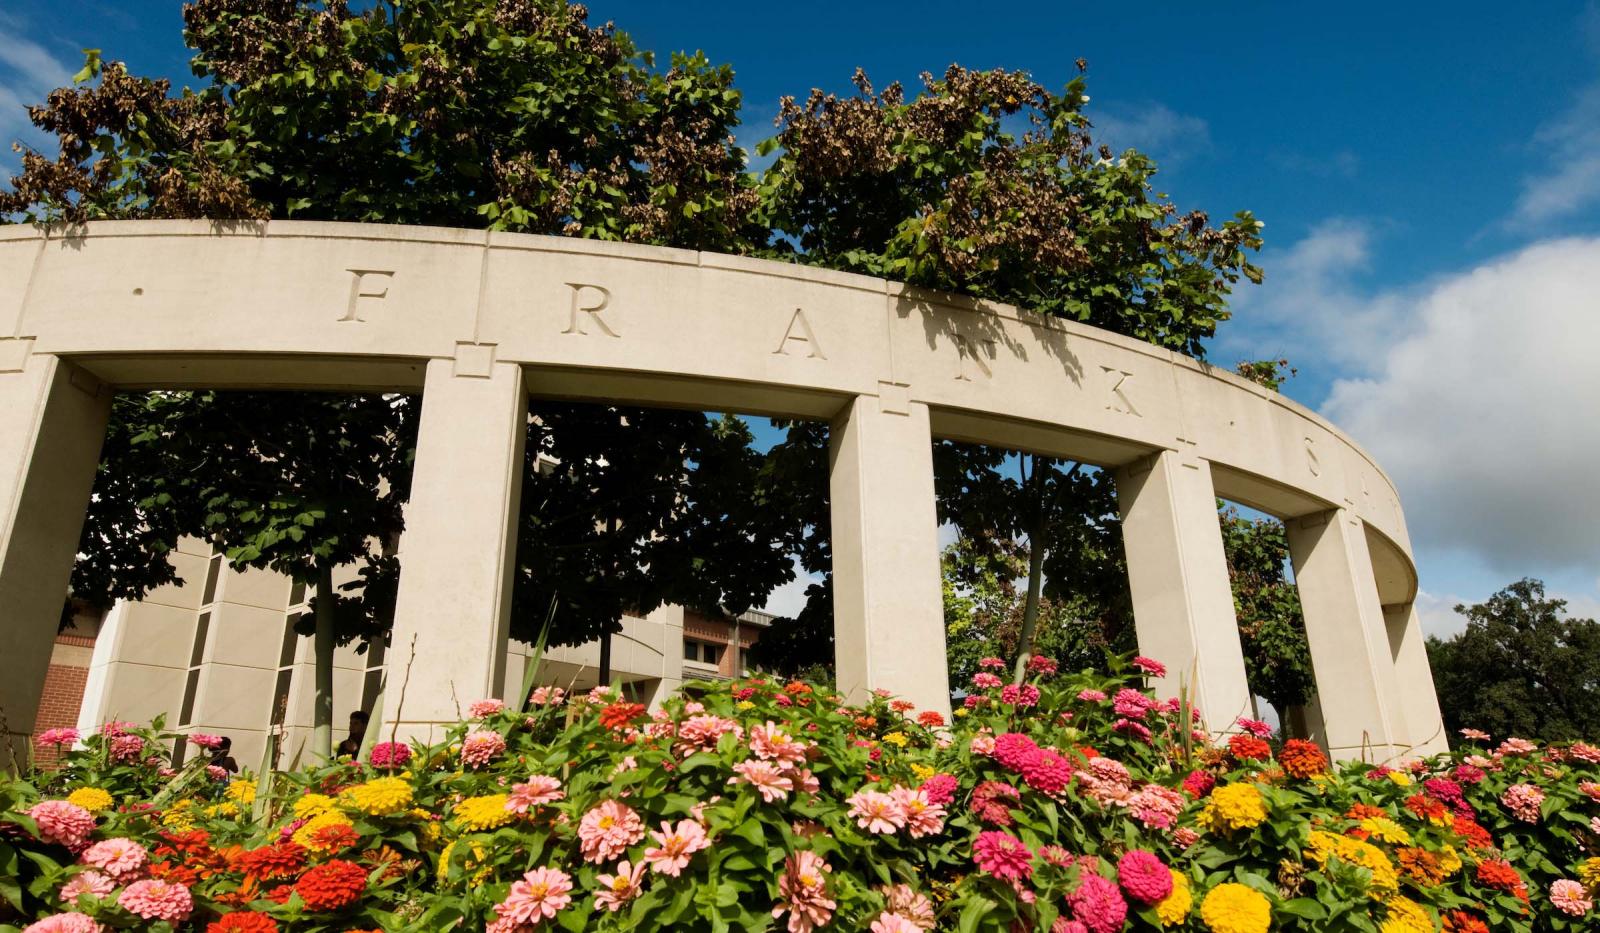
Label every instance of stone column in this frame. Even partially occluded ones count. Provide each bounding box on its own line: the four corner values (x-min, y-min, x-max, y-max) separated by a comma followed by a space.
1116, 450, 1251, 732
384, 354, 526, 741
828, 393, 950, 719
1384, 601, 1448, 755
0, 351, 110, 762
1287, 509, 1408, 761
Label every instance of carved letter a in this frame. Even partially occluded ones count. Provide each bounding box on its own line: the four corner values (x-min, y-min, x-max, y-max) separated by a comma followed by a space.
774, 308, 825, 359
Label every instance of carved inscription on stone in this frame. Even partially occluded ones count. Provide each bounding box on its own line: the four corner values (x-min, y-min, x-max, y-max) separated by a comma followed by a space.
953, 333, 996, 381
773, 308, 825, 359
563, 283, 618, 337
1101, 366, 1140, 416
1304, 435, 1321, 477
340, 269, 394, 322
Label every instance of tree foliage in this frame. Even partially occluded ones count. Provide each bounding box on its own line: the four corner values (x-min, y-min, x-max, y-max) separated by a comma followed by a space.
1427, 578, 1600, 742
1218, 508, 1313, 721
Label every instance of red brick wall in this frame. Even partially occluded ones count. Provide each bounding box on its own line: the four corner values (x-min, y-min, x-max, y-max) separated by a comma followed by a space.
31, 634, 95, 765
682, 610, 762, 677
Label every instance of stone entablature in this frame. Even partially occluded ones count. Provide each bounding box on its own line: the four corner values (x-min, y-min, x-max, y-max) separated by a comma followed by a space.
0, 221, 1444, 762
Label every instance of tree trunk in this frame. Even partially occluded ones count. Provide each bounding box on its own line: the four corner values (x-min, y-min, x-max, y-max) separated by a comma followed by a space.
311, 560, 336, 762
598, 629, 613, 687
1013, 456, 1049, 684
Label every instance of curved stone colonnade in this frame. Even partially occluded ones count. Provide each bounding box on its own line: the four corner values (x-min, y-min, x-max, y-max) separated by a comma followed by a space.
0, 221, 1445, 760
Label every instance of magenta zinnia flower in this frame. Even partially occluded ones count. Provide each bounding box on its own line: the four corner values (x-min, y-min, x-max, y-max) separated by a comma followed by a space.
1066, 873, 1128, 933
972, 830, 1032, 881
368, 741, 412, 769
38, 728, 80, 747
1116, 850, 1172, 904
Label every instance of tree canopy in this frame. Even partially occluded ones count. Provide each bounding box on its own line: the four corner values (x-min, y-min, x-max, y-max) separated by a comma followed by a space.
1427, 579, 1600, 742
1218, 508, 1313, 722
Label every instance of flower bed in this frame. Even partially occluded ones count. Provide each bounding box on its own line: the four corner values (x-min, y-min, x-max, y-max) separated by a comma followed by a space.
3, 656, 1597, 932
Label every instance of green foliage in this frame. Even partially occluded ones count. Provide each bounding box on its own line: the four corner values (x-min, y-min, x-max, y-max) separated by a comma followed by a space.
1232, 358, 1296, 391
1218, 508, 1314, 722
1427, 578, 1600, 742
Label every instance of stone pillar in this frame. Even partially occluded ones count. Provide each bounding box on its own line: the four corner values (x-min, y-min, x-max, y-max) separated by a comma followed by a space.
384, 355, 526, 740
1287, 509, 1408, 761
1384, 602, 1448, 755
0, 352, 110, 762
828, 394, 950, 719
1116, 450, 1251, 731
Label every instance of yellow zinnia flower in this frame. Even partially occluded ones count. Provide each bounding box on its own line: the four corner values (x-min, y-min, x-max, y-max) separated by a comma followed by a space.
160, 798, 196, 830
66, 787, 113, 813
1305, 830, 1398, 897
226, 779, 257, 806
341, 776, 414, 816
1199, 882, 1271, 933
1379, 895, 1432, 933
1156, 870, 1192, 926
203, 801, 241, 819
1579, 857, 1600, 888
1359, 817, 1412, 845
453, 794, 515, 832
292, 793, 338, 820
882, 732, 909, 748
1198, 783, 1268, 833
910, 764, 935, 782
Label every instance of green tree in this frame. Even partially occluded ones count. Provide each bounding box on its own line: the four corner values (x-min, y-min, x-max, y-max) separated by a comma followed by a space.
1427, 579, 1600, 742
3, 0, 783, 734
1218, 508, 1313, 723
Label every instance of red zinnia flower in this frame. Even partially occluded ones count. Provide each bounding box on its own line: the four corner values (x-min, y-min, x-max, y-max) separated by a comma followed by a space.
1475, 858, 1524, 894
295, 859, 368, 911
1278, 739, 1328, 778
598, 702, 647, 731
238, 842, 307, 881
1227, 734, 1272, 762
917, 710, 946, 728
207, 911, 280, 933
1441, 910, 1490, 933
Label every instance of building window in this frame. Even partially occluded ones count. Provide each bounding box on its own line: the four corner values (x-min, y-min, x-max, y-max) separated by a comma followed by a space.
684, 639, 723, 666
359, 635, 387, 714
270, 612, 306, 728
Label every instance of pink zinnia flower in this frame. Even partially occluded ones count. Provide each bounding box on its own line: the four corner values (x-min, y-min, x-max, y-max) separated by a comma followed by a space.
1551, 879, 1593, 917
495, 866, 573, 923
1067, 873, 1128, 933
28, 801, 96, 850
1020, 748, 1073, 795
788, 767, 821, 795
528, 686, 566, 706
205, 765, 228, 782
1459, 727, 1490, 741
870, 913, 923, 933
58, 870, 115, 904
847, 790, 907, 834
38, 728, 80, 747
1498, 737, 1537, 756
1116, 850, 1172, 904
577, 800, 644, 863
469, 699, 506, 718
879, 884, 935, 930
978, 657, 1006, 670
21, 914, 102, 933
729, 760, 794, 803
593, 860, 646, 911
108, 734, 144, 763
506, 775, 565, 814
971, 672, 1002, 689
749, 721, 808, 766
968, 733, 996, 755
970, 780, 1021, 826
1172, 827, 1201, 849
1026, 655, 1058, 675
1131, 655, 1167, 677
460, 729, 506, 769
643, 819, 711, 876
973, 830, 1032, 881
890, 786, 946, 838
117, 879, 192, 922
369, 741, 411, 769
676, 714, 741, 756
1112, 689, 1152, 719
81, 838, 146, 881
999, 683, 1040, 707
187, 732, 222, 750
992, 732, 1040, 771
1077, 689, 1107, 702
1128, 784, 1186, 829
1235, 717, 1272, 738
774, 851, 835, 933
1502, 783, 1544, 823
919, 774, 958, 805
1113, 718, 1153, 743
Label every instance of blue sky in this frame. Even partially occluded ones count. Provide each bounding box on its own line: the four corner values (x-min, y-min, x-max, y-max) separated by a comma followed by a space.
4, 1, 1598, 632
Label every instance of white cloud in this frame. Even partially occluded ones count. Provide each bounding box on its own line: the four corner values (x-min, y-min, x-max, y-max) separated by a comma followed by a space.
1509, 84, 1600, 227
1090, 102, 1211, 163
1220, 218, 1412, 371
1320, 237, 1600, 574
0, 21, 76, 165
1415, 589, 1468, 639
